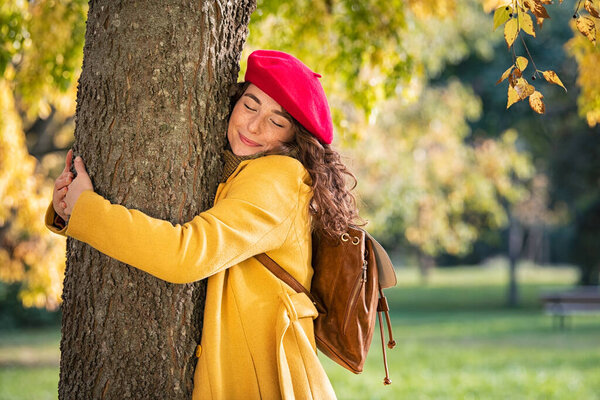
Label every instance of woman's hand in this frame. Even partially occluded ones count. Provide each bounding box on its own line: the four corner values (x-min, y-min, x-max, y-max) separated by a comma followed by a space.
52, 149, 74, 222
64, 155, 94, 217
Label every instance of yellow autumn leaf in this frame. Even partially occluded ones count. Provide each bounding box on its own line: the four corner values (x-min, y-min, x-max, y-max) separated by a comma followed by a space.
493, 6, 512, 31
516, 56, 528, 71
576, 16, 596, 44
507, 84, 520, 109
515, 77, 535, 99
529, 91, 545, 114
496, 65, 514, 84
536, 16, 545, 29
521, 12, 536, 37
504, 17, 519, 48
585, 0, 600, 18
542, 70, 567, 92
525, 0, 550, 18
509, 68, 522, 87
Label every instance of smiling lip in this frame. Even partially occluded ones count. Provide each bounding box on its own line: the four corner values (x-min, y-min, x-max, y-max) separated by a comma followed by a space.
239, 133, 261, 147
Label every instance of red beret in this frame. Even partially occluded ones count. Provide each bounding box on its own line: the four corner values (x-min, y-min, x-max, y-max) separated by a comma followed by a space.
245, 50, 333, 145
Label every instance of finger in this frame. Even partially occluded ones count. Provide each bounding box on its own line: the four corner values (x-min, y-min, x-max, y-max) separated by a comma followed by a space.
74, 156, 88, 175
55, 174, 73, 188
63, 149, 73, 173
55, 179, 72, 193
65, 149, 73, 171
57, 187, 68, 198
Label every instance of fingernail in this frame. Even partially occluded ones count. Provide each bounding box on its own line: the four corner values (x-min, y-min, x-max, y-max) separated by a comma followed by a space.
76, 156, 82, 161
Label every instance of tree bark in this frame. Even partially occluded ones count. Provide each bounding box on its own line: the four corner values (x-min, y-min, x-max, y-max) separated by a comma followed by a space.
60, 1, 255, 398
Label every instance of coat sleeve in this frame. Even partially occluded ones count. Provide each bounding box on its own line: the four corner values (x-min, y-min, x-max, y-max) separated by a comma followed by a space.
45, 203, 68, 236
63, 156, 309, 284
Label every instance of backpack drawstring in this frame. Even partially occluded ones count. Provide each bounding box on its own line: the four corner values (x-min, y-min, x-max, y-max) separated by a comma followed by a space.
377, 288, 395, 385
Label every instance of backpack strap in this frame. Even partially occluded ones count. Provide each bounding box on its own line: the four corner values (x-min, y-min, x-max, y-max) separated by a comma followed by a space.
255, 253, 326, 314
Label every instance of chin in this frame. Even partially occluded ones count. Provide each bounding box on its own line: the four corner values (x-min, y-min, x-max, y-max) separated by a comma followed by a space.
232, 145, 259, 156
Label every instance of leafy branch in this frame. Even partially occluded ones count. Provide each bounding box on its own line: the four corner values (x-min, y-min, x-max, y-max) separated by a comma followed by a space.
492, 0, 600, 114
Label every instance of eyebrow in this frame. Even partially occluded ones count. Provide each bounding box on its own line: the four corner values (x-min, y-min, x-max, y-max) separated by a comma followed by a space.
243, 93, 292, 122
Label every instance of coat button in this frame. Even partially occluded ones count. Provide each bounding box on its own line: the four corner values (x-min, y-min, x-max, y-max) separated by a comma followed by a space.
195, 345, 202, 357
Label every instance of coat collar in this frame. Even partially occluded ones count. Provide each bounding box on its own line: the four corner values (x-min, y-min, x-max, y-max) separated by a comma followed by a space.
221, 147, 301, 183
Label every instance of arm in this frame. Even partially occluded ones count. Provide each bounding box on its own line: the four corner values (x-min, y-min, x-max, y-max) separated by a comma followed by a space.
64, 156, 308, 284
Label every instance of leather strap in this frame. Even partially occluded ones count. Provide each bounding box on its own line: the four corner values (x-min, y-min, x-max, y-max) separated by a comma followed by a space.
378, 288, 396, 349
377, 311, 392, 385
255, 253, 326, 314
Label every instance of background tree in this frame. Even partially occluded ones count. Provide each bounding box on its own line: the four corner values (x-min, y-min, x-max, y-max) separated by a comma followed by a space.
463, 1, 600, 285
55, 0, 254, 398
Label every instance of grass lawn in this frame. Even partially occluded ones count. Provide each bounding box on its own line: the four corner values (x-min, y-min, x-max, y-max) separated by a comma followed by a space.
0, 329, 60, 400
1, 261, 599, 399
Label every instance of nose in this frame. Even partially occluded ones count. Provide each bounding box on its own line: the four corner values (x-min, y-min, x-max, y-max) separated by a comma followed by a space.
247, 113, 261, 135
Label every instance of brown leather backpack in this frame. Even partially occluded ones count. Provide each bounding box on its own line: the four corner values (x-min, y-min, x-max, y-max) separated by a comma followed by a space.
255, 226, 397, 385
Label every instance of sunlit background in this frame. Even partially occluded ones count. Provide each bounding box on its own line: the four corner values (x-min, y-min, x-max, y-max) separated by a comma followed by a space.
1, 0, 599, 399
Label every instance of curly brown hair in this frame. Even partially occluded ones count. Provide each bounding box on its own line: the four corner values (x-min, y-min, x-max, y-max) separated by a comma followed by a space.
279, 122, 364, 239
228, 82, 363, 239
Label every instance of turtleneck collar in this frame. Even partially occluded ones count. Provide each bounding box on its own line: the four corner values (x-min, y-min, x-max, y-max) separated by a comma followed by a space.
220, 146, 301, 183
221, 149, 262, 182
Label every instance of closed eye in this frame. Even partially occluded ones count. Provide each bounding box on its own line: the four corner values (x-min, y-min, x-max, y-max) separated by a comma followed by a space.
244, 103, 256, 112
271, 120, 284, 128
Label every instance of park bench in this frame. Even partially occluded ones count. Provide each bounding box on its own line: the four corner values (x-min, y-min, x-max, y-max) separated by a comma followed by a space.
540, 287, 600, 329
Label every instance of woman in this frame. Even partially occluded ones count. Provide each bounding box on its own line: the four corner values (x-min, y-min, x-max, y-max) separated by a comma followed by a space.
47, 50, 360, 399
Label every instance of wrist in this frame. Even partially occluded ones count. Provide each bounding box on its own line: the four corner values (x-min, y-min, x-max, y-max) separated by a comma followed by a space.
53, 213, 67, 229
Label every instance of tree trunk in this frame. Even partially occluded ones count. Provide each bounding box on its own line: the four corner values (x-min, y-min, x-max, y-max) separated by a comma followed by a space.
417, 250, 435, 285
60, 1, 255, 398
507, 214, 523, 307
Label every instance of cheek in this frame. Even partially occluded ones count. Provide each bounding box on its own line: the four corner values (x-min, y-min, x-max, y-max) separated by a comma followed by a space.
279, 127, 295, 143
227, 108, 242, 141
226, 120, 233, 145
228, 106, 242, 128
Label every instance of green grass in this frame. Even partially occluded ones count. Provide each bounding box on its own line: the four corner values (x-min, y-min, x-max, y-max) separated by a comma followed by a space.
323, 262, 600, 399
0, 367, 58, 400
0, 329, 60, 400
324, 310, 600, 400
2, 262, 599, 399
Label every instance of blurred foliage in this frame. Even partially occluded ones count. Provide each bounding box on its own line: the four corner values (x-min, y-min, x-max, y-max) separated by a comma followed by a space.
0, 281, 61, 329
0, 78, 65, 309
444, 2, 599, 283
0, 0, 86, 310
566, 22, 600, 127
347, 80, 533, 256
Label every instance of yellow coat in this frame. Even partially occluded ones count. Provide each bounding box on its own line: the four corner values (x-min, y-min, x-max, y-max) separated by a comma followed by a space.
46, 155, 336, 399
